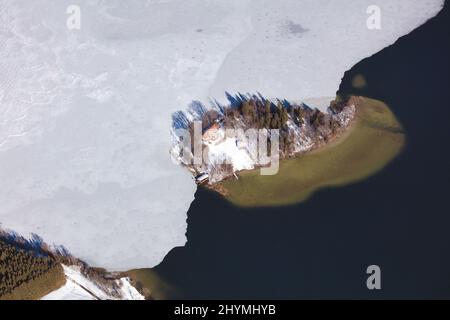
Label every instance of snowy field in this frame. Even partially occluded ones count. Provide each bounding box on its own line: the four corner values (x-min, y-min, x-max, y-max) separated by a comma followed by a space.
0, 0, 444, 270
41, 265, 144, 300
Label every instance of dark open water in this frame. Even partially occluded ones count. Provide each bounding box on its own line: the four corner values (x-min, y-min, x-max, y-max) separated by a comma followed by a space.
152, 3, 450, 299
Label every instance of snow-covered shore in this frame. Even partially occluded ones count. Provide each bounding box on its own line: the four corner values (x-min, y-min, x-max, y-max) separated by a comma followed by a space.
41, 265, 144, 300
0, 0, 444, 270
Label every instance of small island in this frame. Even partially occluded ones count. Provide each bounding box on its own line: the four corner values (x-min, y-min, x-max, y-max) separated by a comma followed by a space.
171, 95, 405, 207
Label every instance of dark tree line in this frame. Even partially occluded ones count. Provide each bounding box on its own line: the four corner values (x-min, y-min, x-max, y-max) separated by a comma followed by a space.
182, 95, 351, 161
0, 241, 65, 300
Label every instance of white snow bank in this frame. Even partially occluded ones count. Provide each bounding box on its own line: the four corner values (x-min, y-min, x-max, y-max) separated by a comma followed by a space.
0, 0, 444, 270
41, 277, 95, 300
41, 265, 144, 300
117, 277, 146, 301
207, 137, 255, 172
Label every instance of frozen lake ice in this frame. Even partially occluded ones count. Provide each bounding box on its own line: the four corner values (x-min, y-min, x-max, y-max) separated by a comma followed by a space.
0, 0, 444, 270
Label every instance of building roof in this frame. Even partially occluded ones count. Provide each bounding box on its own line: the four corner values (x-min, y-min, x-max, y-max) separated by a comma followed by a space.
202, 123, 223, 144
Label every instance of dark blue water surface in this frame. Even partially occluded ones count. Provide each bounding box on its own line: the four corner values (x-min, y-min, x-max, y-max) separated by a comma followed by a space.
152, 4, 450, 299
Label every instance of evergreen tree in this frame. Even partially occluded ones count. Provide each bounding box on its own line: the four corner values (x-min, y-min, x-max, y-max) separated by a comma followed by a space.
271, 113, 280, 129
281, 108, 289, 126
264, 101, 272, 128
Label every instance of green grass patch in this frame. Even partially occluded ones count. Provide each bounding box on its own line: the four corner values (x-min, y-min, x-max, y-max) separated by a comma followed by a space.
217, 97, 406, 207
126, 269, 177, 300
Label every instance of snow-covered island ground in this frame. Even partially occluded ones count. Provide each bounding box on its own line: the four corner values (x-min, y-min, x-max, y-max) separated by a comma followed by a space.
171, 95, 356, 185
0, 0, 444, 271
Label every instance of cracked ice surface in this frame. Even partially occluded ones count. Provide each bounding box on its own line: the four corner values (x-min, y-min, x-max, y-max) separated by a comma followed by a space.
0, 0, 444, 270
